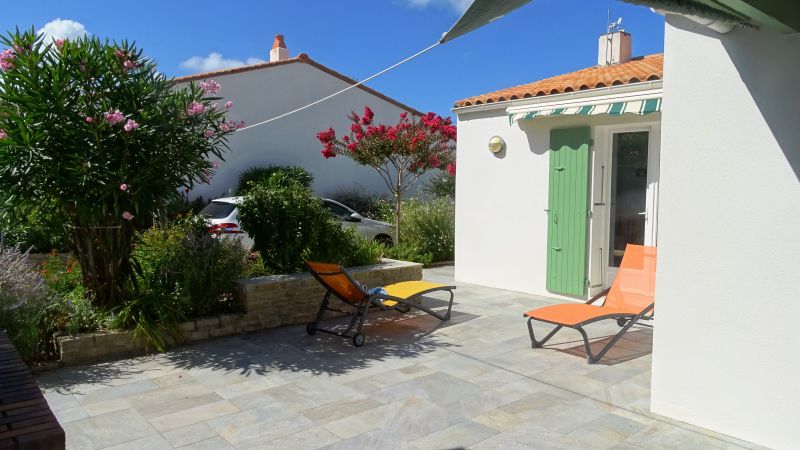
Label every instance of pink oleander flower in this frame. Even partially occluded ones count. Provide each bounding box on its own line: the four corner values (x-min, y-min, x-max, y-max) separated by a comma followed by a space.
0, 48, 16, 71
203, 130, 216, 138
55, 39, 65, 48
123, 60, 139, 70
123, 119, 138, 132
199, 80, 221, 94
0, 129, 7, 140
224, 101, 233, 110
114, 49, 127, 59
84, 116, 94, 123
104, 110, 125, 125
187, 102, 205, 116
212, 160, 220, 168
122, 211, 134, 221
119, 183, 128, 191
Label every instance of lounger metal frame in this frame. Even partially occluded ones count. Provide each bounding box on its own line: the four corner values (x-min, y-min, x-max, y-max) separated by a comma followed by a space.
526, 288, 654, 364
306, 264, 455, 347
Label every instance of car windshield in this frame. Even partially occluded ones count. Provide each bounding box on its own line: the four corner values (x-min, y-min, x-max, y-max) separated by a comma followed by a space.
324, 201, 352, 220
200, 201, 236, 219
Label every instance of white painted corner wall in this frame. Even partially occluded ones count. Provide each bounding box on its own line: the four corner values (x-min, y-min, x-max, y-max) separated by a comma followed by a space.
454, 109, 656, 299
178, 62, 417, 200
651, 16, 800, 449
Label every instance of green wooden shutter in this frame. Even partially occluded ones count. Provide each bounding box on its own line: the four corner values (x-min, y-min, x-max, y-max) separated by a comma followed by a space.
546, 127, 590, 297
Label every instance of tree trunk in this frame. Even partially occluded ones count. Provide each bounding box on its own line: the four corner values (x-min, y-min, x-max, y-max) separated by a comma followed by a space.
70, 221, 133, 310
393, 190, 401, 244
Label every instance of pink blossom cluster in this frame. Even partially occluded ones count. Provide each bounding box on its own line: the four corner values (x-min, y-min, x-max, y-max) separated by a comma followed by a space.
120, 183, 129, 191
55, 39, 65, 48
0, 48, 16, 71
317, 106, 457, 174
225, 101, 233, 110
122, 211, 134, 221
114, 48, 140, 71
187, 102, 205, 116
123, 119, 139, 132
104, 110, 125, 125
0, 129, 8, 140
219, 120, 245, 132
199, 80, 221, 95
203, 129, 216, 139
316, 127, 337, 159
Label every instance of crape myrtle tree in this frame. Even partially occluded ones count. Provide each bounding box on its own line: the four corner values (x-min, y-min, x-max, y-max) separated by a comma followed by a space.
0, 29, 243, 309
316, 107, 456, 243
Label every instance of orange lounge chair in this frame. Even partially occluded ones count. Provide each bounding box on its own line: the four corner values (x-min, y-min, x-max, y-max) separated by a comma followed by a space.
305, 261, 456, 347
524, 244, 656, 363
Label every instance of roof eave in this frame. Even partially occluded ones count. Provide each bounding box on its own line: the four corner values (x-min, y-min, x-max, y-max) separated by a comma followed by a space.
452, 80, 664, 115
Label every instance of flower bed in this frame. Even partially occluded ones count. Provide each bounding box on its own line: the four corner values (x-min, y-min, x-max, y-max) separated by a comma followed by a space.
56, 259, 422, 365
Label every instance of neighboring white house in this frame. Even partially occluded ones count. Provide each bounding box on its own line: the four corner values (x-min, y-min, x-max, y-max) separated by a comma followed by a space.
453, 32, 663, 300
175, 35, 422, 200
455, 1, 799, 447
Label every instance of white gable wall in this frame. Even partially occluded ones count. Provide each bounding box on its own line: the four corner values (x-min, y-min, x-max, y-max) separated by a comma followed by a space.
651, 16, 800, 449
455, 107, 658, 299
179, 62, 417, 200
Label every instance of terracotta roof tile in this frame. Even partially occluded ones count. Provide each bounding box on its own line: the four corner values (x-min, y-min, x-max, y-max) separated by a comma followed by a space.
173, 54, 423, 116
454, 54, 664, 108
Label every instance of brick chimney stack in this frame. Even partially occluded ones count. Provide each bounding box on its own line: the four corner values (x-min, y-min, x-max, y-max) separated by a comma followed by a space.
270, 35, 289, 62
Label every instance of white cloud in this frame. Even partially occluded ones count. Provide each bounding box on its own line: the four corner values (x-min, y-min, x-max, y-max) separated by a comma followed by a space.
179, 53, 267, 72
38, 18, 88, 41
400, 0, 472, 13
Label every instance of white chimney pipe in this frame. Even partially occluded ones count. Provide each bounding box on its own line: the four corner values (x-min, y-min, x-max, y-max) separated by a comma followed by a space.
598, 31, 632, 66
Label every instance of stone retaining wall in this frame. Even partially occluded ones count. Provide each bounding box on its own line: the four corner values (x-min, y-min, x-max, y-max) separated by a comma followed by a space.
57, 259, 422, 365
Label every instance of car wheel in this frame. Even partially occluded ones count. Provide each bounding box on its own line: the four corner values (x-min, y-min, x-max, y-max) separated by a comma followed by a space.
374, 234, 393, 246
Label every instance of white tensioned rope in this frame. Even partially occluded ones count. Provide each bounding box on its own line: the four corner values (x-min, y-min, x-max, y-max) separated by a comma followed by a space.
235, 40, 441, 132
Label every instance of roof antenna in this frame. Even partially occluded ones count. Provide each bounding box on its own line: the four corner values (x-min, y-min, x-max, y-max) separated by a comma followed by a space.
605, 10, 623, 65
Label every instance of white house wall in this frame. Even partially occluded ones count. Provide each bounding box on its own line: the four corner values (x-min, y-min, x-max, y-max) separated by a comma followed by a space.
179, 62, 416, 200
651, 16, 800, 449
454, 108, 658, 299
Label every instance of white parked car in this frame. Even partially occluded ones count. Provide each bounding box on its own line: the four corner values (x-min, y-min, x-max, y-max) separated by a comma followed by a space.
199, 196, 394, 249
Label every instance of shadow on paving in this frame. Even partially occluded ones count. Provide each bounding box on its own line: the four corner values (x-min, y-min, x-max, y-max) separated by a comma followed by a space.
40, 296, 480, 392
550, 328, 653, 365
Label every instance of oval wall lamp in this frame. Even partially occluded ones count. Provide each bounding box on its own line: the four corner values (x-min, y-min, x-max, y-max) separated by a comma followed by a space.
488, 135, 505, 154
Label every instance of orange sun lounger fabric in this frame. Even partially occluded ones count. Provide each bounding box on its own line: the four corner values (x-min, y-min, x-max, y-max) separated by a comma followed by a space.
524, 244, 656, 363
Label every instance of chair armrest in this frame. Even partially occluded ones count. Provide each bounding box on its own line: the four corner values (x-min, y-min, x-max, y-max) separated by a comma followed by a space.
585, 288, 610, 305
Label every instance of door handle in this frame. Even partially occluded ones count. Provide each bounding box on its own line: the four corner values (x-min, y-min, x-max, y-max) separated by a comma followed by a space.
552, 247, 562, 251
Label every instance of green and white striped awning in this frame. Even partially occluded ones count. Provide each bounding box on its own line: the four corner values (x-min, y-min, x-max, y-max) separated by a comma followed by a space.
509, 98, 662, 124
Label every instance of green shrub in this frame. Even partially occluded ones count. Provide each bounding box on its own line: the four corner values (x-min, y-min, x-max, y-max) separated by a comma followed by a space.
0, 245, 52, 361
238, 174, 380, 273
133, 214, 251, 318
345, 195, 454, 265
423, 170, 456, 199
237, 165, 314, 195
383, 243, 433, 265
0, 202, 69, 252
40, 254, 107, 335
111, 284, 187, 352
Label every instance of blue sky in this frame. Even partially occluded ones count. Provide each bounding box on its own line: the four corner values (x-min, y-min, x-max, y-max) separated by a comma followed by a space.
2, 0, 664, 117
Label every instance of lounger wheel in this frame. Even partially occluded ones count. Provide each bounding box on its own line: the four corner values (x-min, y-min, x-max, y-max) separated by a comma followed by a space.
395, 304, 411, 313
616, 318, 627, 327
306, 323, 317, 335
352, 333, 365, 347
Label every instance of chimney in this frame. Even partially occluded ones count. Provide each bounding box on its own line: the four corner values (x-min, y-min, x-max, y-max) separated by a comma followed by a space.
597, 31, 632, 66
270, 35, 289, 62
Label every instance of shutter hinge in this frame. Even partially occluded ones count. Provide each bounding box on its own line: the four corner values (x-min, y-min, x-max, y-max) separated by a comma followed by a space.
588, 209, 592, 219
585, 278, 591, 288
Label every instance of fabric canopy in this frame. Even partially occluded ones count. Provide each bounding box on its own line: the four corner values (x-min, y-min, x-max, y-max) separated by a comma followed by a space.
509, 98, 662, 124
440, 0, 533, 43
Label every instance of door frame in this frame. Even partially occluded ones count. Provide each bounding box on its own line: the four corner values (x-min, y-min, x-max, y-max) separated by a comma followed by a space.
590, 122, 661, 290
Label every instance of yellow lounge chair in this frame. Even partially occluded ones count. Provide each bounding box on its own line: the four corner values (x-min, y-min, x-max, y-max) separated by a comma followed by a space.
305, 261, 456, 347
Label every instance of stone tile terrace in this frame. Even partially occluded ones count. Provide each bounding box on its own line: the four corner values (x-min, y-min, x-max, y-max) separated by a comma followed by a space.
36, 267, 759, 449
